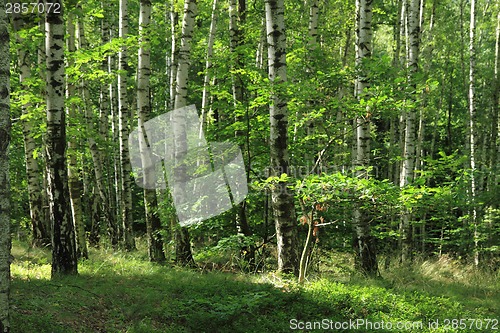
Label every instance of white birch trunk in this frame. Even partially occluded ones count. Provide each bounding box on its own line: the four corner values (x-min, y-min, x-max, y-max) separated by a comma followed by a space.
490, 11, 500, 197
308, 0, 319, 52
255, 18, 266, 69
266, 0, 299, 275
138, 0, 166, 262
45, 0, 78, 277
108, 13, 123, 244
170, 1, 179, 111
173, 0, 197, 265
67, 13, 88, 259
200, 0, 218, 137
353, 0, 378, 275
399, 0, 420, 263
0, 2, 10, 329
469, 0, 479, 266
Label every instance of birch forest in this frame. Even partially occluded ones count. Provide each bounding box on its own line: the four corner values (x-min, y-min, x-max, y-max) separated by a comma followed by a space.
0, 0, 499, 331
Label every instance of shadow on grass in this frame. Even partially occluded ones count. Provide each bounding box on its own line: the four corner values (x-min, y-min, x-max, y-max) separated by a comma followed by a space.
11, 266, 349, 333
11, 244, 500, 333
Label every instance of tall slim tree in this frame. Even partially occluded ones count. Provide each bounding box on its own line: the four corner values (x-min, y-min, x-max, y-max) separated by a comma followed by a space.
45, 0, 78, 277
200, 0, 218, 132
173, 0, 197, 265
67, 12, 88, 259
107, 0, 124, 245
118, 0, 136, 250
265, 0, 299, 275
138, 0, 166, 262
229, 0, 254, 263
399, 0, 420, 263
490, 10, 500, 200
0, 1, 11, 330
100, 2, 119, 246
169, 1, 178, 111
352, 0, 378, 275
468, 0, 479, 266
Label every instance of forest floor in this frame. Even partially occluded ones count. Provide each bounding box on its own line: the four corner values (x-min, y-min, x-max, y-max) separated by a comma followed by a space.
10, 240, 499, 333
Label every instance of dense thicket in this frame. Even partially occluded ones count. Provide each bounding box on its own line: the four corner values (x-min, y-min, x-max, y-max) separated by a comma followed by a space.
4, 0, 500, 285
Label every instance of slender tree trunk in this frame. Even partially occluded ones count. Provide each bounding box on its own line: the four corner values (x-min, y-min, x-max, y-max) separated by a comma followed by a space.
173, 0, 197, 266
0, 3, 11, 329
399, 0, 420, 264
200, 0, 218, 139
229, 0, 254, 264
78, 6, 116, 248
265, 0, 299, 275
308, 0, 319, 50
298, 200, 314, 283
13, 15, 50, 248
46, 0, 78, 277
99, 2, 119, 246
169, 1, 179, 111
490, 11, 500, 205
352, 0, 378, 276
67, 12, 88, 259
138, 0, 166, 263
469, 0, 479, 266
108, 13, 123, 245
255, 18, 266, 69
118, 0, 136, 250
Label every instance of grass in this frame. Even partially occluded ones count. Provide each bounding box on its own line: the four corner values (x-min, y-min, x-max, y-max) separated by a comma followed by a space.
10, 240, 499, 332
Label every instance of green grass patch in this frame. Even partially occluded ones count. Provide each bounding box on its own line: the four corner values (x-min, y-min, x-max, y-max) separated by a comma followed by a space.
10, 241, 499, 332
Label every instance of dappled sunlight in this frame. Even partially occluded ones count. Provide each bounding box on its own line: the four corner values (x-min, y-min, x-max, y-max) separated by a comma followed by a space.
9, 240, 499, 332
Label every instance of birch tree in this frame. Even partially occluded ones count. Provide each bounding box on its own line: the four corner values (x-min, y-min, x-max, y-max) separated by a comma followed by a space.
106, 0, 123, 245
100, 3, 119, 246
229, 0, 254, 263
265, 0, 299, 275
45, 0, 78, 277
138, 0, 166, 262
118, 0, 136, 250
169, 1, 179, 111
74, 5, 114, 250
200, 0, 218, 133
0, 1, 10, 329
352, 0, 378, 275
490, 10, 500, 199
399, 0, 420, 263
173, 0, 197, 265
67, 12, 88, 259
468, 0, 479, 266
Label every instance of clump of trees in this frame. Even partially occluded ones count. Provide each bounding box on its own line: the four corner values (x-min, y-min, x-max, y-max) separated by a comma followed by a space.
1, 0, 500, 325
